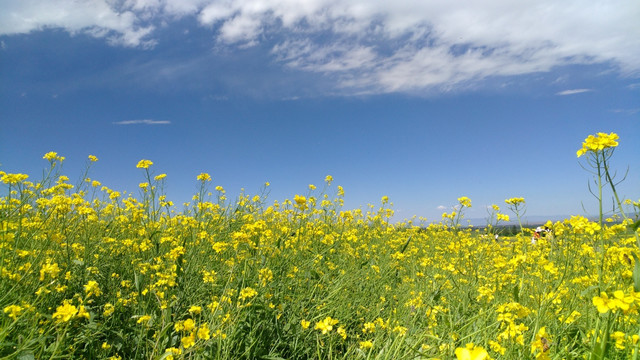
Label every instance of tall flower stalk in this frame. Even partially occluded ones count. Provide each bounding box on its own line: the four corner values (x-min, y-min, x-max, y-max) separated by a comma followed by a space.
577, 132, 640, 290
505, 197, 526, 235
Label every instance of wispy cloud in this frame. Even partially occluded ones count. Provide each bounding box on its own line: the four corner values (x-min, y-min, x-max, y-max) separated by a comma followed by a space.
610, 108, 640, 115
437, 205, 447, 210
113, 119, 171, 125
555, 89, 593, 96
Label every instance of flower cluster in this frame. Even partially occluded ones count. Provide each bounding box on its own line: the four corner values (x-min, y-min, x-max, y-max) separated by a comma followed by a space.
576, 132, 619, 157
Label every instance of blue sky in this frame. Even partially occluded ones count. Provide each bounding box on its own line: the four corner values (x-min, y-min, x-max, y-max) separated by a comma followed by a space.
1, 0, 639, 223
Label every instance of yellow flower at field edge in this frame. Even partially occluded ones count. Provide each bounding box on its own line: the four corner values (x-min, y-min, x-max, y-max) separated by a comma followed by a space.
576, 132, 619, 157
136, 159, 153, 169
163, 347, 182, 360
455, 343, 489, 360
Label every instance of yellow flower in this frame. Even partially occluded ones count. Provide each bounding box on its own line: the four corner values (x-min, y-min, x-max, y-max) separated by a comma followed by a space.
563, 310, 581, 324
165, 347, 182, 357
592, 292, 618, 313
505, 197, 525, 206
4, 305, 24, 320
189, 306, 202, 315
301, 319, 310, 329
259, 268, 273, 286
77, 305, 90, 320
88, 155, 98, 162
197, 324, 211, 340
531, 327, 552, 358
103, 303, 115, 317
337, 326, 347, 340
325, 175, 333, 185
196, 173, 212, 182
181, 333, 196, 349
315, 316, 339, 334
53, 301, 78, 323
84, 280, 102, 298
455, 343, 489, 360
610, 331, 626, 350
392, 326, 408, 336
183, 318, 196, 331
577, 132, 619, 157
458, 196, 472, 208
137, 315, 152, 325
154, 173, 166, 181
294, 195, 307, 206
488, 340, 505, 355
362, 322, 376, 334
43, 151, 59, 161
1, 173, 29, 184
359, 340, 373, 350
239, 287, 258, 301
136, 159, 153, 169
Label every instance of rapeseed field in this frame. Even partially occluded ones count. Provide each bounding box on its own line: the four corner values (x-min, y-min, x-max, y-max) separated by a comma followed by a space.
1, 132, 638, 359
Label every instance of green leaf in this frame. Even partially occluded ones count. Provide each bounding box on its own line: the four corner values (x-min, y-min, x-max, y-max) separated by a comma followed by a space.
399, 236, 412, 253
631, 253, 640, 292
17, 352, 35, 360
511, 283, 519, 302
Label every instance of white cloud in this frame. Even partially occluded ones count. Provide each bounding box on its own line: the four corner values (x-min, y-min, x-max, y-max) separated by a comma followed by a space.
113, 119, 171, 125
436, 205, 447, 210
555, 89, 593, 96
610, 108, 640, 115
2, 0, 639, 93
0, 0, 156, 47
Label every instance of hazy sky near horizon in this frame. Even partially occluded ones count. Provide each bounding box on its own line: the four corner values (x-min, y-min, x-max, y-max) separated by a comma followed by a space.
1, 0, 639, 222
